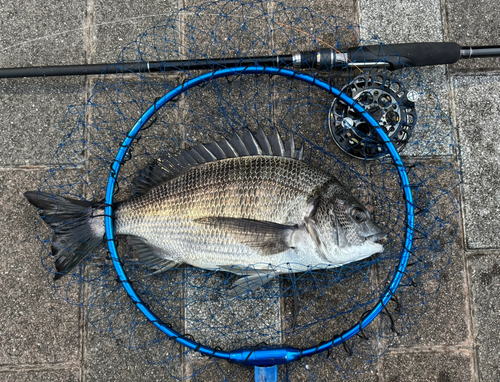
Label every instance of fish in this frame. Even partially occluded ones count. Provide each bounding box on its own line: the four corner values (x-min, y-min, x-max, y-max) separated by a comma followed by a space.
24, 128, 386, 296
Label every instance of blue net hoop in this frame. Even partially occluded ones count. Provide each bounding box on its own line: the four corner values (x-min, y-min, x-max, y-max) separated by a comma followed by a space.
104, 66, 414, 365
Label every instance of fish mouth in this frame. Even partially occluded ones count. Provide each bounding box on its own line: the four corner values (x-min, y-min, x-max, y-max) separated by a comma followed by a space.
366, 232, 387, 243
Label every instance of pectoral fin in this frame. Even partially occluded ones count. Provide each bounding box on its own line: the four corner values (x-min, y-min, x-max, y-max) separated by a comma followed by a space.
194, 217, 298, 255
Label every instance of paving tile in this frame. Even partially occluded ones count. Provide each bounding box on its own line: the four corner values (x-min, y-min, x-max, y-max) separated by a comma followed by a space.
78, 74, 185, 202
0, 0, 86, 67
84, 319, 179, 381
271, 0, 360, 52
0, 170, 81, 365
185, 275, 282, 349
79, 243, 185, 380
270, 0, 360, 91
359, 0, 443, 44
369, 157, 465, 348
179, 0, 357, 74
391, 242, 468, 347
297, 312, 387, 382
383, 351, 473, 382
359, 1, 455, 159
181, 0, 274, 75
181, 74, 274, 144
184, 354, 254, 382
0, 368, 80, 382
271, 0, 456, 162
453, 74, 500, 249
398, 66, 455, 158
4, 3, 500, 382
284, 355, 381, 382
274, 0, 357, 23
76, 72, 187, 379
182, 270, 281, 379
395, 160, 465, 347
184, 352, 380, 382
92, 0, 180, 64
0, 76, 87, 166
77, 83, 186, 380
468, 253, 500, 382
445, 0, 500, 72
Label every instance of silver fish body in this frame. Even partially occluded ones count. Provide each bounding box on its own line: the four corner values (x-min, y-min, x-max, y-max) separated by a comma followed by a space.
25, 128, 385, 291
114, 155, 330, 271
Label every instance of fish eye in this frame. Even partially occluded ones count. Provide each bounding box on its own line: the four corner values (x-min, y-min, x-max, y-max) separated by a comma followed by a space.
351, 207, 367, 223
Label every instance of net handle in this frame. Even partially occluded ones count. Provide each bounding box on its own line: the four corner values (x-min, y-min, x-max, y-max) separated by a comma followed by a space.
103, 66, 414, 366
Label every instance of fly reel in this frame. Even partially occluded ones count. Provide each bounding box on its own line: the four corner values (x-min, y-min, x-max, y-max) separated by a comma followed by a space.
329, 72, 418, 159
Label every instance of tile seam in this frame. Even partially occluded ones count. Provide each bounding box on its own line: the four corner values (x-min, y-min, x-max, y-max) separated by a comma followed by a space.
386, 344, 473, 354
0, 363, 81, 373
81, 0, 96, 381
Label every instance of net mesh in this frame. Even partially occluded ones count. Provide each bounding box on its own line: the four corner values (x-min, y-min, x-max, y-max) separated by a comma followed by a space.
30, 1, 460, 380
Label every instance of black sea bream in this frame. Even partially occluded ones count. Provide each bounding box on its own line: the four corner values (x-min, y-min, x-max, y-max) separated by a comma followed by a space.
25, 128, 385, 296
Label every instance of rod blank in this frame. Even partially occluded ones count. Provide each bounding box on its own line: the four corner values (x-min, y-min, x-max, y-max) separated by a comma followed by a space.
0, 43, 498, 78
0, 56, 285, 78
460, 46, 500, 59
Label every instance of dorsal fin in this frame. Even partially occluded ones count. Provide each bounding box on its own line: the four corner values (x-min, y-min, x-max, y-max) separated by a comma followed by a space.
192, 143, 217, 162
284, 137, 295, 158
205, 140, 226, 160
255, 127, 273, 155
241, 130, 262, 155
268, 129, 285, 156
218, 138, 240, 157
296, 145, 304, 160
130, 129, 301, 195
229, 133, 249, 156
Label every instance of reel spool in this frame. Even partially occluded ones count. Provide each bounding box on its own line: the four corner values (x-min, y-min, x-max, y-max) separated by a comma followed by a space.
329, 72, 418, 159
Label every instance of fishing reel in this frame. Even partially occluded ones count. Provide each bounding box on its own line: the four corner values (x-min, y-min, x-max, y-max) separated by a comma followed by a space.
328, 72, 418, 160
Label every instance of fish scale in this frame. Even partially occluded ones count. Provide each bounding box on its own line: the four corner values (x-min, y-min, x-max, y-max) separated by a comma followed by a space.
114, 156, 329, 266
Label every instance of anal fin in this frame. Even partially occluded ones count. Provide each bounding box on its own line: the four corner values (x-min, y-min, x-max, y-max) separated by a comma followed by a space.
127, 236, 179, 272
228, 273, 277, 298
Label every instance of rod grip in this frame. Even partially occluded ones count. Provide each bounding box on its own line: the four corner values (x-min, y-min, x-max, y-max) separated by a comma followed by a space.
348, 42, 462, 69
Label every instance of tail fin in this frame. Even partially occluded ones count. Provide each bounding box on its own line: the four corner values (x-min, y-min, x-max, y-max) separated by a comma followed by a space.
24, 191, 104, 280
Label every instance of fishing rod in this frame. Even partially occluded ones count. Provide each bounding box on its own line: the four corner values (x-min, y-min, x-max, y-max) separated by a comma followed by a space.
1, 42, 499, 78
